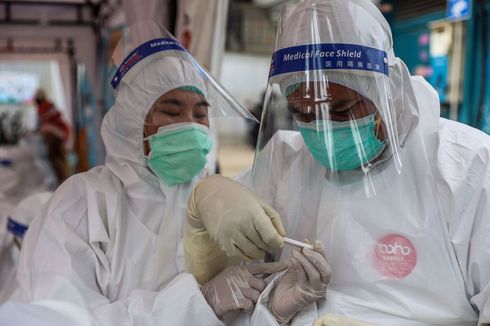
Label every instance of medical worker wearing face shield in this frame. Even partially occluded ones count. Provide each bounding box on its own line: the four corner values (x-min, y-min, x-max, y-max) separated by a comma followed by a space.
15, 22, 286, 325
185, 1, 490, 325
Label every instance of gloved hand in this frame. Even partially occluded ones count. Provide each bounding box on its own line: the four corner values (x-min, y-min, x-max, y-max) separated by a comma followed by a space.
184, 217, 241, 284
185, 175, 286, 282
202, 262, 288, 318
269, 241, 331, 325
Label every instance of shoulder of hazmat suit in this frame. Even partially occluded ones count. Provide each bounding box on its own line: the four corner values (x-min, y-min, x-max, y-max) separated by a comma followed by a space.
16, 34, 224, 326
236, 0, 490, 325
239, 77, 490, 326
0, 141, 51, 304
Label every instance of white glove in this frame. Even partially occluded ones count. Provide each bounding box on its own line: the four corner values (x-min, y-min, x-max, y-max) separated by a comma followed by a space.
185, 175, 286, 283
269, 241, 331, 325
184, 217, 241, 284
202, 262, 287, 318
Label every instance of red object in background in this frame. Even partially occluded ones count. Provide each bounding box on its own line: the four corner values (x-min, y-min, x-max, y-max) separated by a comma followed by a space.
36, 99, 71, 143
182, 29, 192, 49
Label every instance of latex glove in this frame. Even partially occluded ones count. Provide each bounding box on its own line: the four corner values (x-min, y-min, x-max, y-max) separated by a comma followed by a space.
269, 241, 331, 325
202, 262, 288, 318
187, 175, 286, 261
314, 314, 379, 326
184, 218, 241, 285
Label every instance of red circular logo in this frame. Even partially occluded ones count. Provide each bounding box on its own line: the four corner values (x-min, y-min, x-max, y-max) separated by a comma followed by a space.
373, 234, 417, 279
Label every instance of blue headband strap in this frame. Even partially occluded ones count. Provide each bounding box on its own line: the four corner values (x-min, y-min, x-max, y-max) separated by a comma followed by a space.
269, 43, 389, 78
111, 38, 187, 90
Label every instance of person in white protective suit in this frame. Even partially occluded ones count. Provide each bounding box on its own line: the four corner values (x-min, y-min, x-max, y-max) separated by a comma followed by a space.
0, 162, 18, 304
184, 0, 490, 325
0, 141, 50, 303
0, 300, 98, 326
0, 191, 52, 303
0, 277, 101, 326
15, 21, 287, 325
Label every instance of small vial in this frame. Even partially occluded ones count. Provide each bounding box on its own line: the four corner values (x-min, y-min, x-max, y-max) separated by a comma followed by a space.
283, 237, 314, 250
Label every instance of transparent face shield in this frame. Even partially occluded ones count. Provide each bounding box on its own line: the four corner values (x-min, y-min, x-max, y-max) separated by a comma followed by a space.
110, 21, 257, 125
252, 0, 403, 198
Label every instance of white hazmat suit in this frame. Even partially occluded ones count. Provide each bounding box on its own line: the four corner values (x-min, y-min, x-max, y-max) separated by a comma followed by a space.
0, 141, 50, 303
232, 0, 490, 324
15, 23, 255, 325
0, 191, 52, 303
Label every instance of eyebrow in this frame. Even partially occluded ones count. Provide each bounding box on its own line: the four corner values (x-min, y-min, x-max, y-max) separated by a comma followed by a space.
330, 99, 357, 111
196, 100, 210, 108
159, 99, 183, 106
158, 99, 210, 108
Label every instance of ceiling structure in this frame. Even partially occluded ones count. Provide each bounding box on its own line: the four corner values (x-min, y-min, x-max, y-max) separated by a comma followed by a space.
0, 0, 121, 27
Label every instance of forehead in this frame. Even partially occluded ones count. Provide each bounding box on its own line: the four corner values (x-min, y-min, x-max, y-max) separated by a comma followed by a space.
154, 88, 206, 103
145, 89, 208, 121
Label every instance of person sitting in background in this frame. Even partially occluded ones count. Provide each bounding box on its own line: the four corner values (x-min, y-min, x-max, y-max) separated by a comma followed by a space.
34, 88, 71, 184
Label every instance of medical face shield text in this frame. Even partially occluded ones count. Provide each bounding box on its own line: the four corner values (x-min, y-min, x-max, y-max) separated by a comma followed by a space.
145, 123, 212, 186
252, 2, 403, 198
269, 43, 389, 77
111, 38, 186, 90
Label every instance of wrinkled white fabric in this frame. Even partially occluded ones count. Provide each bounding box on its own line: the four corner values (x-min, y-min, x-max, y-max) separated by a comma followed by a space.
9, 191, 53, 229
0, 278, 101, 326
0, 220, 16, 304
15, 51, 223, 325
237, 76, 490, 325
0, 191, 52, 303
0, 141, 50, 303
0, 301, 98, 326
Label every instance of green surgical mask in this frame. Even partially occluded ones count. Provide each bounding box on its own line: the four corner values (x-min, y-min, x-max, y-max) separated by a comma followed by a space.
145, 123, 213, 186
297, 114, 386, 171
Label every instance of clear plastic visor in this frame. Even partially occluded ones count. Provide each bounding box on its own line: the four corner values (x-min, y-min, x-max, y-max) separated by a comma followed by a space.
110, 21, 257, 122
253, 68, 402, 198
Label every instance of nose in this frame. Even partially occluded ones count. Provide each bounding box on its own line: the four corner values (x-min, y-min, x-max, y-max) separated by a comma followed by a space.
178, 108, 194, 123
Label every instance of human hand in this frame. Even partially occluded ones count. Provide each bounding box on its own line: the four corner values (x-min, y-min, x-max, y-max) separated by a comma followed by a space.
269, 241, 331, 324
187, 175, 286, 260
202, 262, 287, 318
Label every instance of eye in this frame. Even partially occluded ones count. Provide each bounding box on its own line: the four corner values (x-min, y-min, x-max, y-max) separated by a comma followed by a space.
154, 106, 180, 116
330, 100, 358, 115
194, 105, 208, 119
288, 104, 317, 122
160, 110, 179, 117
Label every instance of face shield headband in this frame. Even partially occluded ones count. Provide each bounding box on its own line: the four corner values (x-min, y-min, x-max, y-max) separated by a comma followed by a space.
111, 38, 189, 90
269, 43, 389, 80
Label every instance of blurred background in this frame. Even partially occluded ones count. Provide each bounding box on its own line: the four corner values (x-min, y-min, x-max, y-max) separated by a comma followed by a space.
0, 0, 488, 182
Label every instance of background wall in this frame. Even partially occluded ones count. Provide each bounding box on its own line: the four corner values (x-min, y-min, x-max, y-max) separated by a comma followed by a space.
218, 52, 271, 137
